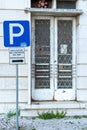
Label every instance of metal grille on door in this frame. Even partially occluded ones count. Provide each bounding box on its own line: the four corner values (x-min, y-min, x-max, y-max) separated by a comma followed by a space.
57, 20, 72, 89
35, 20, 50, 89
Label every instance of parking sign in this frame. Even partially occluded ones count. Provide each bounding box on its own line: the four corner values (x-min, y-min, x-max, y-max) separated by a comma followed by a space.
3, 20, 30, 47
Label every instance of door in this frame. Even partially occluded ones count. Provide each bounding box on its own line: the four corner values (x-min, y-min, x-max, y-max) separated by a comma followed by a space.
54, 18, 76, 100
31, 16, 76, 101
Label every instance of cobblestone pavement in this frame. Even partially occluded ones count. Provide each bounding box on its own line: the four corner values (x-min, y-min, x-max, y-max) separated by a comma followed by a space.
0, 115, 87, 130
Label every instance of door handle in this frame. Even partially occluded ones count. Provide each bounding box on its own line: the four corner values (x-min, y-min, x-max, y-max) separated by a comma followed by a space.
62, 90, 66, 93
54, 60, 56, 63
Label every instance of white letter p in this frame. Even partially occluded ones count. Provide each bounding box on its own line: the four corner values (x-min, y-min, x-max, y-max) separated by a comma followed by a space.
9, 23, 24, 45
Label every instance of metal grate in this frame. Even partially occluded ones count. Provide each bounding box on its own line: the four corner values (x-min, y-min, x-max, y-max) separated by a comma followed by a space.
58, 20, 72, 89
35, 19, 50, 89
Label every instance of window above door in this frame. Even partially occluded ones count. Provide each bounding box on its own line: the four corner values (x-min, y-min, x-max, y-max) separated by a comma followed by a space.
31, 0, 52, 8
31, 0, 77, 9
25, 0, 83, 17
57, 0, 76, 9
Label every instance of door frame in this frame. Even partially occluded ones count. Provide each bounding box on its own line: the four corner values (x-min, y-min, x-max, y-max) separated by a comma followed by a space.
31, 16, 77, 101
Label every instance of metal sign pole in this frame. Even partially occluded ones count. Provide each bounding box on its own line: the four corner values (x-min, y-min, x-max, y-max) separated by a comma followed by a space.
9, 48, 25, 130
16, 64, 19, 130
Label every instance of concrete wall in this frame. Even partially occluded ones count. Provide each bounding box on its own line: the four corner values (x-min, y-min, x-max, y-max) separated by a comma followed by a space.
0, 0, 87, 113
0, 0, 31, 113
77, 0, 87, 101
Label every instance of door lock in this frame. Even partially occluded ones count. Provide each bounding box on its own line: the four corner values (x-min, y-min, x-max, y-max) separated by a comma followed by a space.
54, 60, 56, 63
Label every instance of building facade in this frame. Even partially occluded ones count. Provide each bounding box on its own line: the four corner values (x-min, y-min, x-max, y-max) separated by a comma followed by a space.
0, 0, 87, 116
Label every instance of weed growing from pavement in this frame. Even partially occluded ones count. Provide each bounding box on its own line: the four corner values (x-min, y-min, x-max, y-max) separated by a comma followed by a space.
82, 115, 87, 118
32, 128, 36, 130
73, 115, 87, 119
82, 128, 87, 130
38, 110, 66, 120
73, 115, 81, 119
7, 109, 20, 119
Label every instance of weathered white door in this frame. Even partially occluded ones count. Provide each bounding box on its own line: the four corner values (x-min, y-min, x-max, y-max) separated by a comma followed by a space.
54, 18, 76, 100
31, 16, 76, 101
31, 16, 54, 100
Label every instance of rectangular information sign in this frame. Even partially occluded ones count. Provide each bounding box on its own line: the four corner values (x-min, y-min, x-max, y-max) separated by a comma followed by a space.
9, 48, 25, 64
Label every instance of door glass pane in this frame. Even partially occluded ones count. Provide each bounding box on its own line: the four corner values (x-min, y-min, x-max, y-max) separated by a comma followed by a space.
35, 20, 50, 89
58, 20, 72, 89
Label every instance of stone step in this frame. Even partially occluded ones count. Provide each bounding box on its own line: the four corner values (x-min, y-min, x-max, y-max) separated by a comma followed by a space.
20, 101, 87, 117
21, 109, 87, 117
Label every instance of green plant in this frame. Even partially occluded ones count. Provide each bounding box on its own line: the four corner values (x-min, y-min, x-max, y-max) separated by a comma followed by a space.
7, 111, 16, 119
82, 115, 87, 118
73, 115, 87, 119
82, 128, 86, 130
32, 128, 36, 130
73, 115, 81, 119
55, 111, 66, 119
38, 110, 66, 120
7, 109, 20, 119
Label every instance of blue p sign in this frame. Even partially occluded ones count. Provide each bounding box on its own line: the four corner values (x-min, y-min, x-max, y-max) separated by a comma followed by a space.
3, 21, 30, 47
